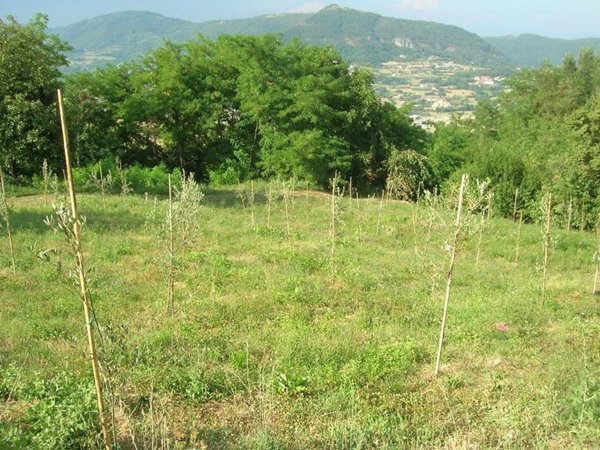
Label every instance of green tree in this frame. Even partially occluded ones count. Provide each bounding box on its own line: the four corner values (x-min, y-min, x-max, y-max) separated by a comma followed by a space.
0, 14, 70, 178
427, 121, 469, 186
559, 95, 600, 224
62, 33, 425, 191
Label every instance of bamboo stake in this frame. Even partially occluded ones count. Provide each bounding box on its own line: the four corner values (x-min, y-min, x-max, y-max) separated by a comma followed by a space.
57, 89, 112, 450
411, 201, 419, 255
250, 180, 255, 228
348, 177, 353, 210
284, 187, 291, 245
541, 193, 552, 307
356, 191, 362, 242
266, 185, 272, 228
434, 173, 468, 377
594, 258, 599, 295
305, 182, 310, 221
167, 174, 175, 315
0, 168, 16, 274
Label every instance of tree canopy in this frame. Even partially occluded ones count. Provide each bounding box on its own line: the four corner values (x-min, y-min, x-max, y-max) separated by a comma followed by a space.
427, 49, 600, 224
3, 13, 599, 225
0, 14, 70, 178
62, 34, 426, 190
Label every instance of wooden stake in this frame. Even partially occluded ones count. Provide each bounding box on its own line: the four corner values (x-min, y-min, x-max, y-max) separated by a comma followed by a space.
434, 173, 468, 377
284, 186, 291, 245
348, 177, 353, 210
356, 191, 362, 242
594, 260, 599, 295
411, 201, 418, 255
266, 185, 272, 228
251, 180, 256, 228
593, 222, 600, 295
0, 168, 16, 275
57, 89, 112, 450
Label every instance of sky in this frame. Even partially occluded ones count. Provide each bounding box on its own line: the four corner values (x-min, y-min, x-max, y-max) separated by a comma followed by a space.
1, 0, 599, 39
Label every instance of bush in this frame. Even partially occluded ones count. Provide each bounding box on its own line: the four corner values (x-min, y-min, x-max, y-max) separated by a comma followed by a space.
71, 160, 181, 195
209, 163, 242, 186
126, 163, 179, 193
385, 149, 432, 201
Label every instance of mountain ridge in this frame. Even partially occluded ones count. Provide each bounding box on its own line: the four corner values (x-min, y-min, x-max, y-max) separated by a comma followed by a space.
50, 5, 600, 72
484, 33, 600, 67
51, 5, 508, 71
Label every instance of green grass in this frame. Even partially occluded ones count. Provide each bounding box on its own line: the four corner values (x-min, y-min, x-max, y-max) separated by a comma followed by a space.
1, 187, 599, 449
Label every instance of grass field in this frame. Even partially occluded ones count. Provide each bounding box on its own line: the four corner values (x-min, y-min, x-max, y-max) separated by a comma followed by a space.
1, 184, 599, 449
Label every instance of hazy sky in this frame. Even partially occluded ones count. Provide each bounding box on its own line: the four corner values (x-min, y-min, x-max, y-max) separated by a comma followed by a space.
1, 0, 599, 38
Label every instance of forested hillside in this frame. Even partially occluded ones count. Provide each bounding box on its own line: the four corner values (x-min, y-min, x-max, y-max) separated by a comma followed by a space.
52, 11, 202, 70
63, 33, 427, 190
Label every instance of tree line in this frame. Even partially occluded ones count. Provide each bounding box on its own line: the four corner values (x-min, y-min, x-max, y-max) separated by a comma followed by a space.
1, 14, 599, 224
429, 50, 600, 225
1, 14, 425, 192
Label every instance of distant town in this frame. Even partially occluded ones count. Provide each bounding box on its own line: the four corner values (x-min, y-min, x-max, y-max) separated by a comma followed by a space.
373, 56, 508, 127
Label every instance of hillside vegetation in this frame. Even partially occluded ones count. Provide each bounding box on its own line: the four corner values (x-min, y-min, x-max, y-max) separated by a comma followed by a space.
485, 34, 600, 67
52, 11, 201, 70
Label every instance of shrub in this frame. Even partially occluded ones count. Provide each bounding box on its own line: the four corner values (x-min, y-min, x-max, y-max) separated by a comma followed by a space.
209, 163, 242, 186
385, 149, 432, 201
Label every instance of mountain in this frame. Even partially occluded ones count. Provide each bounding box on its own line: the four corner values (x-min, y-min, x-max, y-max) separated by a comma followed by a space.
195, 5, 508, 67
52, 11, 202, 70
485, 34, 600, 67
53, 5, 509, 72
